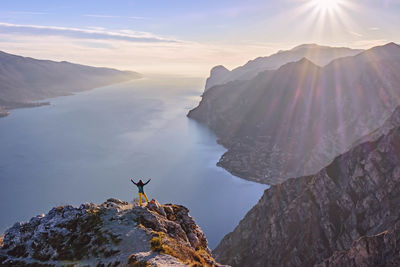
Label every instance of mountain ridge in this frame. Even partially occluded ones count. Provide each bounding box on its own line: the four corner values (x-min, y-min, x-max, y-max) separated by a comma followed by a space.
0, 50, 141, 117
204, 43, 363, 91
188, 42, 400, 184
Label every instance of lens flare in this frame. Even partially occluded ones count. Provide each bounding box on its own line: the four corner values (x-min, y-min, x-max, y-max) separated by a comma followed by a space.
312, 0, 341, 12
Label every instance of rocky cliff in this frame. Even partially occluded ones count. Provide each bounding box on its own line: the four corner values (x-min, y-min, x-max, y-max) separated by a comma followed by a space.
205, 65, 230, 91
0, 50, 141, 117
316, 220, 400, 267
189, 42, 400, 184
0, 198, 223, 267
213, 106, 400, 266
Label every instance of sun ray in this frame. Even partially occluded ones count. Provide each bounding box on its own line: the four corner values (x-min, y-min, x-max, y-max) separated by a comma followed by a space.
312, 0, 342, 13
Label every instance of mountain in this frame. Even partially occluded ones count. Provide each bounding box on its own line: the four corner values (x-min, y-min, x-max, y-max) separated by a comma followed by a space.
204, 44, 363, 91
316, 220, 400, 267
0, 50, 141, 117
0, 198, 225, 267
188, 42, 400, 184
213, 105, 400, 267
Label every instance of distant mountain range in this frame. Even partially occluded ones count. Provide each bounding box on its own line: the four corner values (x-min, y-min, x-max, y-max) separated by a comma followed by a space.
188, 42, 400, 184
0, 51, 141, 117
205, 44, 363, 91
213, 105, 400, 267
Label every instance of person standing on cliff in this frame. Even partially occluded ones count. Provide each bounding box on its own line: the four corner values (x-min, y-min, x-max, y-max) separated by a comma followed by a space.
130, 178, 151, 205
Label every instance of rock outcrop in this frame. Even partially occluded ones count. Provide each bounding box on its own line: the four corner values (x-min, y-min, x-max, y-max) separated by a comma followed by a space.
189, 42, 400, 185
316, 220, 400, 267
205, 65, 230, 92
213, 105, 400, 266
0, 198, 223, 267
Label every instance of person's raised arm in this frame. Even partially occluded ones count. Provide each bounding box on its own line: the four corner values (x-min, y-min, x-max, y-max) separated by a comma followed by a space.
130, 178, 137, 185
144, 178, 151, 185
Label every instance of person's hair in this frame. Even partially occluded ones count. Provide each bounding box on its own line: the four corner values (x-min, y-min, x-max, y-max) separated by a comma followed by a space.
139, 179, 143, 183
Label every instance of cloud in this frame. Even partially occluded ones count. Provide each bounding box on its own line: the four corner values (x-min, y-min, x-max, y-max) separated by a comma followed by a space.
84, 14, 146, 20
0, 22, 177, 43
84, 14, 121, 18
8, 11, 48, 15
348, 30, 363, 37
369, 27, 380, 31
128, 16, 147, 20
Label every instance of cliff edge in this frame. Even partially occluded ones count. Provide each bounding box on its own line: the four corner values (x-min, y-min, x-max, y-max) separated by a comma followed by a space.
0, 198, 224, 267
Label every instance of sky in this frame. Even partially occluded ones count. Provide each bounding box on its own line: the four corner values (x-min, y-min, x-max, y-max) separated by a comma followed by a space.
0, 0, 399, 76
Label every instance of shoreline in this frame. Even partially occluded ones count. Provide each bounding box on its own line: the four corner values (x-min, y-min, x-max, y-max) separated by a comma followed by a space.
0, 101, 50, 118
187, 111, 274, 186
0, 77, 142, 119
0, 108, 9, 117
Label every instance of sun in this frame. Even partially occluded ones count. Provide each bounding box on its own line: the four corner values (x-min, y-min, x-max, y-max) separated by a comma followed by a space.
312, 0, 341, 12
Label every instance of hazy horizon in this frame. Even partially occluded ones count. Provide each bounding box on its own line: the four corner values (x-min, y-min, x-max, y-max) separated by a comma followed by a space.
1, 0, 399, 76
0, 42, 379, 78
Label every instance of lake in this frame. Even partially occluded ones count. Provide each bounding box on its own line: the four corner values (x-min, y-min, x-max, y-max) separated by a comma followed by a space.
0, 75, 267, 248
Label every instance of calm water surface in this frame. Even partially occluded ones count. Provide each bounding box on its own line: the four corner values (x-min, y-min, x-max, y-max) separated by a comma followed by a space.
0, 75, 267, 248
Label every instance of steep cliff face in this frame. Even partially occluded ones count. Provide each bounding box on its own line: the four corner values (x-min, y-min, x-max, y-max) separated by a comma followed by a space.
316, 220, 400, 267
213, 106, 400, 267
204, 44, 362, 91
189, 42, 400, 185
0, 198, 223, 267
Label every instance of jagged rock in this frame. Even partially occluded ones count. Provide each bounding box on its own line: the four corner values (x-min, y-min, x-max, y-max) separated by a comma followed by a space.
0, 199, 224, 267
317, 220, 400, 267
213, 104, 400, 266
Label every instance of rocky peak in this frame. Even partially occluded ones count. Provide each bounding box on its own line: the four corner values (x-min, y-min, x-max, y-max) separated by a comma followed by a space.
204, 65, 230, 91
209, 65, 229, 76
0, 198, 224, 267
291, 43, 320, 51
375, 42, 400, 51
357, 42, 400, 61
276, 57, 321, 73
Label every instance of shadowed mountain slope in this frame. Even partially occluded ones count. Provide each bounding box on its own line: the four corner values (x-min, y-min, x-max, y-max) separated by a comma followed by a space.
213, 105, 400, 267
189, 42, 400, 184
